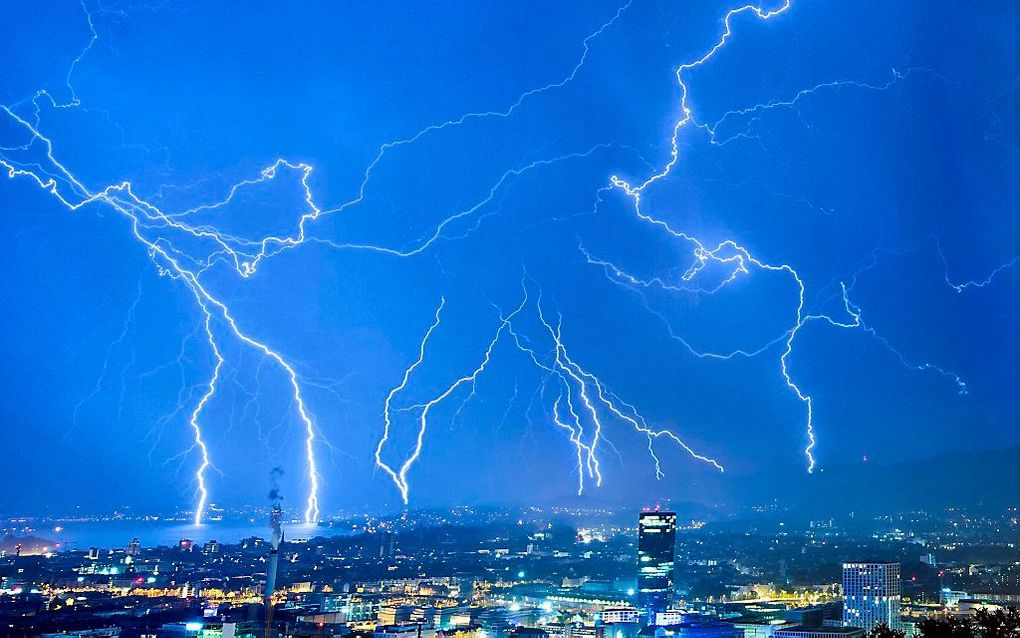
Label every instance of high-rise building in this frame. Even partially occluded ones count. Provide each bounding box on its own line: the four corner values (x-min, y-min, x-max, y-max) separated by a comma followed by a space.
842, 562, 901, 632
637, 511, 677, 620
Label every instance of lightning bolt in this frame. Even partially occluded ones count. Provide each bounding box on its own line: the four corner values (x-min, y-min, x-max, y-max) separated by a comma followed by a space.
305, 0, 635, 231
529, 299, 724, 478
4, 0, 1014, 510
0, 104, 322, 522
604, 0, 895, 472
68, 266, 146, 441
698, 67, 935, 147
936, 241, 1019, 293
188, 299, 223, 525
377, 279, 723, 502
376, 297, 447, 502
602, 8, 1013, 469
378, 292, 528, 503
0, 0, 639, 520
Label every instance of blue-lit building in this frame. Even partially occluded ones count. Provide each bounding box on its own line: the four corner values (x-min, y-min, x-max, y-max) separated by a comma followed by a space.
842, 562, 901, 632
637, 512, 677, 620
157, 621, 257, 638
644, 618, 742, 638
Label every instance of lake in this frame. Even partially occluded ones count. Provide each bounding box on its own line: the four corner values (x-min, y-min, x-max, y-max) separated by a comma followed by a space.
2, 518, 355, 551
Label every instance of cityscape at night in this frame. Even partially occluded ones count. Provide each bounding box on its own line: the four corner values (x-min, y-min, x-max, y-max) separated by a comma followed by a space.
0, 503, 1017, 637
1, 0, 1017, 636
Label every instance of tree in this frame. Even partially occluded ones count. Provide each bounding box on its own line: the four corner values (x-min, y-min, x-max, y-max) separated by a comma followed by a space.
917, 615, 974, 638
914, 606, 1020, 638
869, 623, 906, 638
972, 607, 1020, 638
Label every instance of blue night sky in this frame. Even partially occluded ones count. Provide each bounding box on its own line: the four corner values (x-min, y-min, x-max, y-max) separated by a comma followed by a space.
1, 0, 1017, 518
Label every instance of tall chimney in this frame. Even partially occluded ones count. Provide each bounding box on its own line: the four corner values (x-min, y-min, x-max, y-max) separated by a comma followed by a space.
264, 469, 285, 638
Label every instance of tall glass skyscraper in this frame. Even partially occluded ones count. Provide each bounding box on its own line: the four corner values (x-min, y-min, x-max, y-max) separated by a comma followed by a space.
842, 562, 901, 632
637, 511, 677, 620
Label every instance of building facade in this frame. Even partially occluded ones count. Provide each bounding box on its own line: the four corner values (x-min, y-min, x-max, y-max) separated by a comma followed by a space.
637, 512, 677, 620
775, 627, 864, 638
842, 562, 901, 632
602, 607, 640, 624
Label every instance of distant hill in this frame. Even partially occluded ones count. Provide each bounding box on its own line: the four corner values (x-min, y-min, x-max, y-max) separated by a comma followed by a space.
534, 447, 1018, 519
729, 447, 1019, 516
0, 534, 58, 555
541, 492, 721, 524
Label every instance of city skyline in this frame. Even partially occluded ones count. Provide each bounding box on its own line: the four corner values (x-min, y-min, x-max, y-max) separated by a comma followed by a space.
1, 503, 1016, 637
1, 1, 1017, 635
2, 1, 1017, 518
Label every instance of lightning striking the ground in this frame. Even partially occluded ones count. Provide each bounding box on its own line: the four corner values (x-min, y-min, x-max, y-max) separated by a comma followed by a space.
376, 279, 725, 501
2, 0, 1015, 513
600, 0, 1011, 472
375, 297, 447, 502
187, 300, 223, 526
1, 0, 646, 515
0, 101, 323, 522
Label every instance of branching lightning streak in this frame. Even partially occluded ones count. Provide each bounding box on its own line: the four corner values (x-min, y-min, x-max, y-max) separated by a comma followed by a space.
936, 242, 1019, 293
17, 0, 99, 119
698, 68, 930, 146
307, 1, 634, 227
5, 0, 1013, 509
0, 107, 322, 523
504, 308, 602, 491
188, 300, 223, 525
596, 0, 986, 471
68, 266, 146, 441
615, 1, 794, 193
379, 293, 527, 504
309, 144, 620, 258
0, 0, 640, 518
179, 275, 322, 523
551, 391, 587, 495
375, 297, 446, 499
531, 301, 725, 477
144, 325, 203, 465
848, 238, 1018, 298
377, 279, 724, 502
606, 0, 843, 471
92, 2, 635, 274
583, 240, 970, 391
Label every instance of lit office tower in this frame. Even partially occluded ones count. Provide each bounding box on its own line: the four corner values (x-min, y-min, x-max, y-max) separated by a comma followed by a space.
638, 511, 677, 619
842, 562, 902, 632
